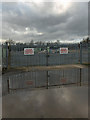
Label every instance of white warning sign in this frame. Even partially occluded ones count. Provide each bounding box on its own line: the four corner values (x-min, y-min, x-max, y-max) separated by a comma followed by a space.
24, 48, 34, 55
60, 48, 68, 54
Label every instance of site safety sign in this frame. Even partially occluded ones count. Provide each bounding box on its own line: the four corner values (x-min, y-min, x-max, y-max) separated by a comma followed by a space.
24, 48, 34, 55
60, 48, 68, 54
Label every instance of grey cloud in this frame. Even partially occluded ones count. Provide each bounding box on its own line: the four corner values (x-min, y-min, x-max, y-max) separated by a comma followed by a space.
2, 2, 88, 42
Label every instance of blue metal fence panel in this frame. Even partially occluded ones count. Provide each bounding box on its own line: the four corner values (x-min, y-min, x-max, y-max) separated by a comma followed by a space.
2, 43, 89, 68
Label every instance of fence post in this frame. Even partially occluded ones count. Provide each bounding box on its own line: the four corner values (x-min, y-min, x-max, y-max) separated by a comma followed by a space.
46, 43, 48, 66
7, 42, 11, 69
80, 42, 82, 64
7, 78, 10, 94
80, 68, 82, 86
6, 42, 8, 69
46, 43, 50, 89
46, 71, 48, 89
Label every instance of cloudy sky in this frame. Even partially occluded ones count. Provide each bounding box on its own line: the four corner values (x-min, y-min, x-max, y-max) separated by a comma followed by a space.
1, 1, 88, 43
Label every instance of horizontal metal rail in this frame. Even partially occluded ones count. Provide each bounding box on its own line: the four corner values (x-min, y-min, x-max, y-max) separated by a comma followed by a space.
8, 81, 88, 91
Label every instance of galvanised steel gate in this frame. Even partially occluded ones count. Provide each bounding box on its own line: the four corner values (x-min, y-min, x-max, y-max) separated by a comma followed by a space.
2, 42, 89, 68
2, 67, 88, 95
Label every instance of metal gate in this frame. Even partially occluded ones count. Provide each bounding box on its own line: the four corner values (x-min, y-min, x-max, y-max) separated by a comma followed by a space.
2, 42, 89, 69
2, 67, 88, 95
2, 42, 89, 68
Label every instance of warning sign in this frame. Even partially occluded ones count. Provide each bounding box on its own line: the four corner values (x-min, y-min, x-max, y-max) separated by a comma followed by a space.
60, 48, 68, 54
26, 81, 33, 85
61, 78, 67, 83
24, 48, 34, 55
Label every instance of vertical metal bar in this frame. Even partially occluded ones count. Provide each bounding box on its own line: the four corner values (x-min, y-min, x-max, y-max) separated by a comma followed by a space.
59, 70, 61, 88
46, 71, 49, 89
77, 68, 78, 87
46, 43, 48, 66
80, 68, 82, 86
8, 43, 11, 69
7, 78, 10, 94
46, 43, 49, 89
80, 42, 82, 64
35, 71, 36, 88
2, 44, 3, 59
6, 42, 8, 69
2, 44, 3, 68
15, 44, 16, 67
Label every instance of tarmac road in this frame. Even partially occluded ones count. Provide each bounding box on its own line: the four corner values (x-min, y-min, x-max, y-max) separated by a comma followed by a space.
2, 87, 88, 118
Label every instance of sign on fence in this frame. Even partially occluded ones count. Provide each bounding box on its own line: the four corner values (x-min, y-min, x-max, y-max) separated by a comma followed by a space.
24, 48, 34, 55
26, 81, 33, 85
61, 78, 67, 83
60, 48, 68, 54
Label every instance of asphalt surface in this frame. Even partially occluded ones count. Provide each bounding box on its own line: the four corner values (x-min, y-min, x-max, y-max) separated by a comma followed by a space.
2, 87, 88, 118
